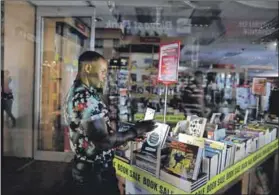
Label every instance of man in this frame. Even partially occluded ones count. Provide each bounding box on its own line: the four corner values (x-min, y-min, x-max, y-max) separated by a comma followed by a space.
63, 51, 156, 195
181, 70, 205, 117
1, 70, 16, 127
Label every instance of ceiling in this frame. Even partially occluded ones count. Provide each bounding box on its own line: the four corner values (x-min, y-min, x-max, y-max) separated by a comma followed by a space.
29, 0, 279, 75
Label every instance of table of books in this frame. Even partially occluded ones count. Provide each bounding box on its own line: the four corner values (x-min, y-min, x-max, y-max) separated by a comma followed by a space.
114, 139, 278, 194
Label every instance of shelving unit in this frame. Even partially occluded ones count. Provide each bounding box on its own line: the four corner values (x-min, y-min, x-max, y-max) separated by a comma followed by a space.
114, 139, 279, 194
107, 57, 131, 131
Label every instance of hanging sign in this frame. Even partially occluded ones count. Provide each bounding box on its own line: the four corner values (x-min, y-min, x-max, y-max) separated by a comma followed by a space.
158, 41, 180, 85
252, 78, 267, 96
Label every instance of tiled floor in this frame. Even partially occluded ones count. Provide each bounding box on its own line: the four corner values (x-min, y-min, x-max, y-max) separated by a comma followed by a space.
2, 157, 70, 195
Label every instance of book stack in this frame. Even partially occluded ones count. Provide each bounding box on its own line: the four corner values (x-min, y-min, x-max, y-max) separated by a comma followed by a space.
160, 171, 208, 193
160, 135, 207, 193
244, 123, 277, 145
223, 135, 249, 162
133, 123, 170, 175
134, 152, 158, 174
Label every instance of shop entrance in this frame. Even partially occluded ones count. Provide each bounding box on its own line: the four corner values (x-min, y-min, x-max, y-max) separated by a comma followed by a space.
34, 7, 95, 161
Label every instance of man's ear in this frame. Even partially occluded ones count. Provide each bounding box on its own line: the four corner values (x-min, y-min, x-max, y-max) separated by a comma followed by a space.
84, 64, 92, 73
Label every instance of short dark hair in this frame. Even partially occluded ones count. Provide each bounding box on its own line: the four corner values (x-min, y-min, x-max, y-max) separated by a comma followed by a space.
78, 51, 105, 72
194, 70, 203, 77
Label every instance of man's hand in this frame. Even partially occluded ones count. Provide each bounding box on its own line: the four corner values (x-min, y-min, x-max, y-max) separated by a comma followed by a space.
133, 120, 157, 137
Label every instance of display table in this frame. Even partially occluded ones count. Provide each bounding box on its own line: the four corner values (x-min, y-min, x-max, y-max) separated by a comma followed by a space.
113, 139, 278, 194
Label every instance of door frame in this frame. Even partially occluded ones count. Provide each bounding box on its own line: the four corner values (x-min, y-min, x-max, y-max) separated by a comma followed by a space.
34, 6, 96, 162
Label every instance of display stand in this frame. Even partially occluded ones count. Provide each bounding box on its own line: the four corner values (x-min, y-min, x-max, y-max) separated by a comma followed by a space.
114, 139, 278, 194
163, 85, 168, 123
131, 41, 180, 178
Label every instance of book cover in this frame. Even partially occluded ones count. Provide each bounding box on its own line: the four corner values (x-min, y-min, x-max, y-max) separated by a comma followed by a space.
203, 150, 219, 179
224, 135, 249, 144
164, 141, 203, 180
204, 146, 221, 174
220, 140, 236, 166
208, 128, 226, 141
205, 123, 218, 140
141, 123, 170, 155
186, 116, 207, 137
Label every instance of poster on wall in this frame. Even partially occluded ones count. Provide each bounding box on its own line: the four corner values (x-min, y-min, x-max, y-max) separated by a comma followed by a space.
158, 41, 180, 85
252, 78, 267, 96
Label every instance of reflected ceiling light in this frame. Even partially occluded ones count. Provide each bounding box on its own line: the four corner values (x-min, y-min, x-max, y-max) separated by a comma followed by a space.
273, 42, 277, 46
95, 17, 103, 22
107, 1, 115, 12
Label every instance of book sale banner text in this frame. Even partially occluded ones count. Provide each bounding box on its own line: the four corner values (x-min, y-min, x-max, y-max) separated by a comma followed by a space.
114, 139, 278, 194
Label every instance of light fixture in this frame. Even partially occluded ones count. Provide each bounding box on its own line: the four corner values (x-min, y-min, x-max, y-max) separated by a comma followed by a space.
273, 42, 277, 46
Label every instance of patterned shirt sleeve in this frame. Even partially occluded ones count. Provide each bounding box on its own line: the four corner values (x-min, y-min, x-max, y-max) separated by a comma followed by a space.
64, 85, 112, 162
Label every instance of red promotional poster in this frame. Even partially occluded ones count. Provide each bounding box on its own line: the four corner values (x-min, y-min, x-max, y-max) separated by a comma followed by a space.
158, 41, 180, 85
252, 78, 267, 96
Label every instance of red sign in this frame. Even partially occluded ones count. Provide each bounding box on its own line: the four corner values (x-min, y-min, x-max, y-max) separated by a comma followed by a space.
252, 78, 267, 96
75, 20, 86, 32
158, 41, 180, 85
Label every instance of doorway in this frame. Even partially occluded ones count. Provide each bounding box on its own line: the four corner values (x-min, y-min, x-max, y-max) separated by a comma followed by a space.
34, 7, 95, 161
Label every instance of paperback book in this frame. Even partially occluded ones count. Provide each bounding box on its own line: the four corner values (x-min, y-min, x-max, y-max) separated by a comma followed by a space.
164, 141, 203, 180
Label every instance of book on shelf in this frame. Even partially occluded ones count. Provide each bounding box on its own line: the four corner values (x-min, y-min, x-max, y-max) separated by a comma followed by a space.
223, 135, 246, 162
204, 139, 227, 172
185, 116, 207, 137
224, 135, 253, 157
202, 150, 219, 179
160, 171, 208, 193
220, 140, 236, 167
141, 122, 170, 155
206, 126, 226, 141
239, 130, 264, 148
178, 133, 205, 148
133, 150, 169, 175
164, 141, 203, 180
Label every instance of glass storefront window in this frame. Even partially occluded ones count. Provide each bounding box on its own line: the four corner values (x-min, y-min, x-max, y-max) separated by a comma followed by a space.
97, 1, 278, 125
1, 0, 278, 160
39, 17, 92, 151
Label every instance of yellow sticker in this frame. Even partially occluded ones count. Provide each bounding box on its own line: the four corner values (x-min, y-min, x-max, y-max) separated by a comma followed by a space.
209, 143, 224, 150
134, 114, 185, 123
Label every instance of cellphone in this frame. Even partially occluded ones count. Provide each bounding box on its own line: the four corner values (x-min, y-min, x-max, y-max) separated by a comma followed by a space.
144, 107, 156, 121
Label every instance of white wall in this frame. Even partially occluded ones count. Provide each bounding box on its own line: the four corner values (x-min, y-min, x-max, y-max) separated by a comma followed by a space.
3, 1, 35, 157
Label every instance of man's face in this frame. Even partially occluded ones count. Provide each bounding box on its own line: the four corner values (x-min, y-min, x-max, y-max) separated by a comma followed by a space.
97, 59, 108, 84
87, 59, 108, 87
195, 75, 203, 85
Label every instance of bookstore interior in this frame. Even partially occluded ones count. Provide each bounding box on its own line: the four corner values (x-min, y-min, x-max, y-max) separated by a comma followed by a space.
2, 1, 279, 195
